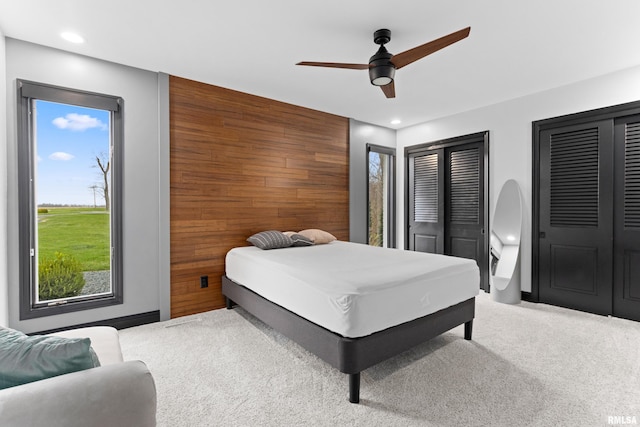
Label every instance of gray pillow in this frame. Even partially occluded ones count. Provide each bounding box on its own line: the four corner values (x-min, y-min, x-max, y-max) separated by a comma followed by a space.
246, 230, 293, 250
0, 327, 101, 389
290, 233, 314, 247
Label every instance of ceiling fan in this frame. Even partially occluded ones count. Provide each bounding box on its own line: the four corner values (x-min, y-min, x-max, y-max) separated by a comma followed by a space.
296, 27, 470, 98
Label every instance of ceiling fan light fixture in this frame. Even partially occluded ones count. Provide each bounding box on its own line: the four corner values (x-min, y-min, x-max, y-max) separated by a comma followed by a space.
372, 77, 392, 86
371, 74, 393, 86
369, 65, 395, 86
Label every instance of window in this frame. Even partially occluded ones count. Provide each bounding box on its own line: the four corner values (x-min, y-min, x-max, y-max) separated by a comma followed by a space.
17, 80, 123, 319
367, 144, 396, 248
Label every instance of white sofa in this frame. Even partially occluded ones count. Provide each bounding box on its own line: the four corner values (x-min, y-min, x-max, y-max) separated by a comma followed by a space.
0, 326, 157, 427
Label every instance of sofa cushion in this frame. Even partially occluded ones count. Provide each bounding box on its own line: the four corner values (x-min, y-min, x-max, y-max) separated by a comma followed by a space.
51, 326, 124, 366
0, 327, 101, 389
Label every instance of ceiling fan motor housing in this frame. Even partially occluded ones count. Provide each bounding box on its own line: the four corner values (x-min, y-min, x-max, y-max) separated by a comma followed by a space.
369, 45, 395, 86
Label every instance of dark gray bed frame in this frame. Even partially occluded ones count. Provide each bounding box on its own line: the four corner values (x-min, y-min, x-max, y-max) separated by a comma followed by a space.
221, 275, 475, 403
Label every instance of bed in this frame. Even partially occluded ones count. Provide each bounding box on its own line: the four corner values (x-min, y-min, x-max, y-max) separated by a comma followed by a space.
223, 240, 479, 403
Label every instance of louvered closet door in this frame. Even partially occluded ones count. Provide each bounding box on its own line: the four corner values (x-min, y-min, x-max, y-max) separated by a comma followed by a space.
613, 116, 640, 321
445, 143, 485, 265
408, 149, 444, 253
539, 120, 614, 315
408, 141, 487, 290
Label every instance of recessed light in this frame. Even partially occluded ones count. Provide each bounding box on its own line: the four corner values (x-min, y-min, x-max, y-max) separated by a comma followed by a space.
61, 32, 84, 44
506, 235, 516, 241
390, 119, 401, 125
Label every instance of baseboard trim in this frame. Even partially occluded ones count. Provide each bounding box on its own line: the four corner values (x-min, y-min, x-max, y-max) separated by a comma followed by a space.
521, 291, 535, 302
32, 310, 160, 335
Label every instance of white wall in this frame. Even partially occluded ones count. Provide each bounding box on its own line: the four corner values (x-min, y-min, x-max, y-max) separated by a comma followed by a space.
158, 72, 171, 321
0, 31, 8, 327
397, 64, 640, 293
5, 39, 168, 332
349, 119, 396, 244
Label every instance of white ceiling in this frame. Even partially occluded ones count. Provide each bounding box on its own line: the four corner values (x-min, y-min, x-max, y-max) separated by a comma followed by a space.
2, 1, 640, 129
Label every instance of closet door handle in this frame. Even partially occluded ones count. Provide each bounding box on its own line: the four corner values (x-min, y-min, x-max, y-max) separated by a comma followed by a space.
539, 231, 546, 238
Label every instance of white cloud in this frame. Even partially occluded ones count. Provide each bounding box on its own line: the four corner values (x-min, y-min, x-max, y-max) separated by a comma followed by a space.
52, 113, 107, 131
49, 152, 75, 161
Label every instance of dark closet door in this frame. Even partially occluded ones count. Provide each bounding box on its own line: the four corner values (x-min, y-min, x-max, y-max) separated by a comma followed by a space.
538, 120, 614, 315
407, 136, 488, 290
613, 116, 640, 321
445, 143, 486, 268
408, 149, 444, 253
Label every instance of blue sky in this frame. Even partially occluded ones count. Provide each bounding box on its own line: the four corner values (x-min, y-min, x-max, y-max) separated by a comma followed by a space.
35, 100, 110, 206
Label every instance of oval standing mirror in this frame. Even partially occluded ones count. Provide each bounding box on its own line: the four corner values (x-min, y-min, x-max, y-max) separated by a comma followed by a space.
490, 179, 523, 304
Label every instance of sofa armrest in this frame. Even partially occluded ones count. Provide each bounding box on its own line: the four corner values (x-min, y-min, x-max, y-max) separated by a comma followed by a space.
0, 360, 156, 427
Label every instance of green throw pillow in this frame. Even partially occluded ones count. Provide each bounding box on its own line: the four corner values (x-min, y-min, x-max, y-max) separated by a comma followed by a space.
0, 327, 101, 389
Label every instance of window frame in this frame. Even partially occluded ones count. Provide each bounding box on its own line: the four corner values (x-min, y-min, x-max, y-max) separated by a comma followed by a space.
17, 80, 124, 320
366, 143, 396, 248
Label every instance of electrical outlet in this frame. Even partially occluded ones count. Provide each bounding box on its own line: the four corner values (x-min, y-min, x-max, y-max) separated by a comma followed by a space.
200, 275, 208, 288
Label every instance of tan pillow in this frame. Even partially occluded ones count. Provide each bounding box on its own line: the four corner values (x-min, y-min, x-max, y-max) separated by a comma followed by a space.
282, 231, 296, 237
297, 229, 337, 244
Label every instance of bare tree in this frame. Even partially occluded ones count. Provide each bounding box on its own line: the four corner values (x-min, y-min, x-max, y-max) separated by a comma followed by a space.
95, 154, 110, 211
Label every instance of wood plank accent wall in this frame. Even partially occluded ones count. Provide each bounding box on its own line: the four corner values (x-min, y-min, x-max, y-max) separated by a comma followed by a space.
169, 76, 350, 318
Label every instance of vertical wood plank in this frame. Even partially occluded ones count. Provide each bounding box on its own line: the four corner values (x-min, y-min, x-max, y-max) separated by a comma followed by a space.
170, 76, 349, 318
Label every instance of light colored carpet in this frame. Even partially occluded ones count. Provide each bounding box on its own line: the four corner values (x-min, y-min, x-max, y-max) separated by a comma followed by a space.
119, 292, 640, 426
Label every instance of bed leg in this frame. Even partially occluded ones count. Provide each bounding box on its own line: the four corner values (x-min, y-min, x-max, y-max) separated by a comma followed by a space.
464, 320, 473, 340
349, 373, 360, 404
225, 296, 234, 310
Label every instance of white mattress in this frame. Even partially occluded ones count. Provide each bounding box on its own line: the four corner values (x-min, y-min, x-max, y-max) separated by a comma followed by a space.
225, 241, 479, 338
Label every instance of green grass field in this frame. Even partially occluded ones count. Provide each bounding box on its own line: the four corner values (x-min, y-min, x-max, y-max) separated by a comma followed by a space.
38, 207, 110, 271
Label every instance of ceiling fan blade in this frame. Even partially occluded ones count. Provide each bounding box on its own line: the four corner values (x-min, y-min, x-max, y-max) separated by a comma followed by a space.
296, 61, 369, 70
391, 27, 470, 69
380, 81, 395, 98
